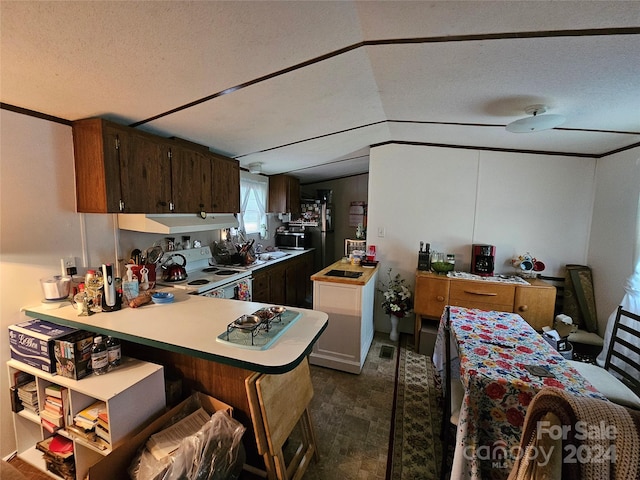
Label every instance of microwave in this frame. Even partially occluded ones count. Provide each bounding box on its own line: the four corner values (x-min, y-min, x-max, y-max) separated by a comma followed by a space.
275, 232, 309, 250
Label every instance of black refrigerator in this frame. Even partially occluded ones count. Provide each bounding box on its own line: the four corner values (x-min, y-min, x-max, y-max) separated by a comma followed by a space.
301, 190, 335, 272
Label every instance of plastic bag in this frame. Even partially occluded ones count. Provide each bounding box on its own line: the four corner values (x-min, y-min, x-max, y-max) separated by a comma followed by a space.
129, 394, 246, 480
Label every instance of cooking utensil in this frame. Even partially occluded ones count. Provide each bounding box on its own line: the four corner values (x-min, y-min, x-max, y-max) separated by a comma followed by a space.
146, 245, 164, 265
130, 248, 142, 265
161, 253, 188, 282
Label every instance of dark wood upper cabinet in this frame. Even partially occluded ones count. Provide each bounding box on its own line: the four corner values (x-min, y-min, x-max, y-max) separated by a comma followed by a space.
268, 174, 300, 215
211, 153, 240, 213
72, 118, 123, 213
72, 118, 240, 214
119, 128, 172, 213
170, 143, 213, 213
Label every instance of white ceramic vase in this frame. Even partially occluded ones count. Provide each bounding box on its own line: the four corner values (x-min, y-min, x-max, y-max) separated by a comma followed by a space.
389, 314, 400, 341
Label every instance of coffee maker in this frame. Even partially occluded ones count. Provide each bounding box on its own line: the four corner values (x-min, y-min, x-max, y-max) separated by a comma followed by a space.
471, 244, 496, 276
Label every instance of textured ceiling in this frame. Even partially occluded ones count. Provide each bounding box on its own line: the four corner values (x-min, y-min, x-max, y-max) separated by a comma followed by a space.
1, 1, 639, 184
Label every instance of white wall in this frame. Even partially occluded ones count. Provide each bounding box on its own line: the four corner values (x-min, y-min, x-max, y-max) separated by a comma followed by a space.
587, 149, 640, 332
367, 143, 599, 334
0, 111, 118, 457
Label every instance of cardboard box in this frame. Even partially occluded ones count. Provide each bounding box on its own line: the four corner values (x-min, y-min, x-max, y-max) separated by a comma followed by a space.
9, 319, 78, 373
542, 332, 569, 352
88, 392, 233, 480
419, 323, 438, 357
55, 331, 95, 380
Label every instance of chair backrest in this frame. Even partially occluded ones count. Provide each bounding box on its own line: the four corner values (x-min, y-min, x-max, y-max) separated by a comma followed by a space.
603, 305, 640, 395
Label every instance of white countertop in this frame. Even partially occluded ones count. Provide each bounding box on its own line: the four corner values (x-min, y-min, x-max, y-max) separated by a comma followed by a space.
22, 292, 327, 374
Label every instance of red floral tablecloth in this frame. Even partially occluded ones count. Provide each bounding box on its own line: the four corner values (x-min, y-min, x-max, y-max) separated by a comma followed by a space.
434, 306, 606, 479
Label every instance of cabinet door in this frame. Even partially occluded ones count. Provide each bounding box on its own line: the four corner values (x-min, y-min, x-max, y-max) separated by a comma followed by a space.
269, 263, 287, 305
171, 145, 213, 213
118, 130, 172, 213
284, 255, 310, 307
252, 269, 270, 303
73, 118, 123, 213
268, 175, 300, 214
514, 284, 556, 330
414, 274, 450, 319
211, 154, 240, 213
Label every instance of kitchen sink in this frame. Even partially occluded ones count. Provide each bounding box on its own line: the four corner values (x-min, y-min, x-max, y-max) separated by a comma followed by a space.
259, 251, 289, 260
325, 269, 363, 278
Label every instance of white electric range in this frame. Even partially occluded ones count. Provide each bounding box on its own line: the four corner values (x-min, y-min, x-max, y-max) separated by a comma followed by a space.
155, 246, 252, 300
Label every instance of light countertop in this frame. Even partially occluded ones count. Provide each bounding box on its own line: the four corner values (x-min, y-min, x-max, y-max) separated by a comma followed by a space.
21, 293, 327, 374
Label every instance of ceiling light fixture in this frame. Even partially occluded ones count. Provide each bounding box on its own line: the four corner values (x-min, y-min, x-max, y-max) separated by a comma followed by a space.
248, 162, 263, 174
506, 104, 566, 133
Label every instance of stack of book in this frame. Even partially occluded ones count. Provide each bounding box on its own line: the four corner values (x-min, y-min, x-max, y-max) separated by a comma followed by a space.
40, 384, 69, 433
69, 400, 108, 449
17, 380, 39, 415
36, 434, 75, 480
95, 410, 110, 446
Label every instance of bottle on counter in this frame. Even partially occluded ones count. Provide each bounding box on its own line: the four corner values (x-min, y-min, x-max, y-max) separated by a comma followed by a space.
106, 336, 121, 368
73, 283, 92, 316
91, 336, 109, 375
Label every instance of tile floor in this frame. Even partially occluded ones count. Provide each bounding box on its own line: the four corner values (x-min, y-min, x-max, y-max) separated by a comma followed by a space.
290, 332, 398, 479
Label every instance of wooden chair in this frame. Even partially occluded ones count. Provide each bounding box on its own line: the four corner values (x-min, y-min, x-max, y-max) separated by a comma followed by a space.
245, 358, 319, 480
440, 306, 464, 480
568, 305, 640, 409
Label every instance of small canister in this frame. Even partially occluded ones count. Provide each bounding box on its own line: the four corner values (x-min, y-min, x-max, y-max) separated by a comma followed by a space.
351, 250, 364, 265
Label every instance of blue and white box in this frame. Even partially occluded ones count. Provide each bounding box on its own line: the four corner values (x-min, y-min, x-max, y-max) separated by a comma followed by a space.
9, 319, 78, 373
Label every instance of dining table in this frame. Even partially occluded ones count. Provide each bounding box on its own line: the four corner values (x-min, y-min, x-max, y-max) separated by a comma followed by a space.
432, 306, 607, 480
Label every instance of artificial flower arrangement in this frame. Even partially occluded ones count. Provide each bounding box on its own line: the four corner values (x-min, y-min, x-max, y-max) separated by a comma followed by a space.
378, 268, 413, 318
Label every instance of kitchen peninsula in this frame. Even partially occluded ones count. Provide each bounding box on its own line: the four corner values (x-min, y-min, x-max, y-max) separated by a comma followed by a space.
20, 294, 328, 470
309, 260, 379, 373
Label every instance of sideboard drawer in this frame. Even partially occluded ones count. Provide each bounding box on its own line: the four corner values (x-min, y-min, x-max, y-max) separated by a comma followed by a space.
449, 280, 515, 311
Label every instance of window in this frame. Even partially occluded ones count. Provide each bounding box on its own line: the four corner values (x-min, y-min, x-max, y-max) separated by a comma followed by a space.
239, 171, 268, 234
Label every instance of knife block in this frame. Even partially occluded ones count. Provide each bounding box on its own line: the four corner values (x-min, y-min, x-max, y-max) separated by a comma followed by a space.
418, 252, 430, 271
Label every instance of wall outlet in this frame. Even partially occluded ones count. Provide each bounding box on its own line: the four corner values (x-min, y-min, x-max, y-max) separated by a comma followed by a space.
61, 256, 77, 276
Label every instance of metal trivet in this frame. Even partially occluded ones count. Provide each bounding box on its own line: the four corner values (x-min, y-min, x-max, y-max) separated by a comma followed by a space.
216, 308, 301, 350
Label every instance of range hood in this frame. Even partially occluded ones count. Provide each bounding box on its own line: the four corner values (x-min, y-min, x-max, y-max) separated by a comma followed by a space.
117, 213, 239, 234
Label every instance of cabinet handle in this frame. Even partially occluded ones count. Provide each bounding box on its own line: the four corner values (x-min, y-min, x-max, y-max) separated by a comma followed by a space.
518, 305, 529, 312
436, 295, 445, 302
464, 290, 498, 296
119, 200, 125, 212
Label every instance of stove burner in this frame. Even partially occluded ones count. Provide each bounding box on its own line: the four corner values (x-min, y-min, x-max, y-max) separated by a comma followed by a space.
217, 270, 240, 276
202, 267, 219, 273
188, 279, 210, 286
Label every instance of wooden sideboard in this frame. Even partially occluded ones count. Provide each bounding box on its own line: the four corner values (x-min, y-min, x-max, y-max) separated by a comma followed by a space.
414, 271, 556, 351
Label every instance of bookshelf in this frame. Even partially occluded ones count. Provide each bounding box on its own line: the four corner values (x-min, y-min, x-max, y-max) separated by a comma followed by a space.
7, 357, 165, 480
